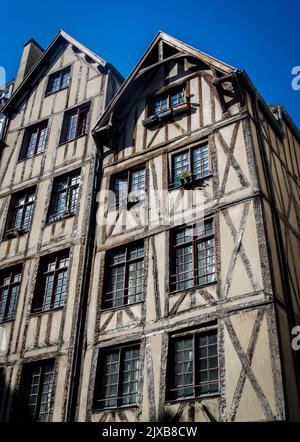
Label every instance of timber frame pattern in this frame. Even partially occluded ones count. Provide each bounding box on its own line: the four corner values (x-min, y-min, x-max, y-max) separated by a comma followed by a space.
0, 31, 299, 422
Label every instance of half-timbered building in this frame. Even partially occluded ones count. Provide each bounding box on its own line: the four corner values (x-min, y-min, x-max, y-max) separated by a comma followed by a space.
77, 32, 300, 422
0, 31, 122, 422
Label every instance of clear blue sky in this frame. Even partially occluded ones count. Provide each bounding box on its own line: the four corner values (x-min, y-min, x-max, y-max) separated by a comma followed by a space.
1, 0, 299, 126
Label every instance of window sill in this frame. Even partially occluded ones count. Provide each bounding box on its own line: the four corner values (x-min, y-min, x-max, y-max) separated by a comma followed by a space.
45, 85, 70, 98
165, 392, 220, 406
2, 229, 29, 241
58, 133, 87, 147
17, 151, 45, 163
30, 306, 64, 317
168, 173, 213, 191
142, 102, 189, 128
0, 317, 15, 324
169, 280, 218, 296
92, 404, 139, 412
46, 212, 76, 225
101, 300, 144, 313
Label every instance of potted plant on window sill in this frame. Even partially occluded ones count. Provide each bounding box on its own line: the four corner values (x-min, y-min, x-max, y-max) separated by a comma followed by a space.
178, 171, 193, 188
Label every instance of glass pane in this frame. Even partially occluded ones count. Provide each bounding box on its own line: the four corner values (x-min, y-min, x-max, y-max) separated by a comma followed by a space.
196, 238, 215, 286
174, 245, 193, 291
173, 151, 189, 186
192, 145, 209, 179
130, 168, 145, 199
173, 337, 193, 399
114, 175, 128, 209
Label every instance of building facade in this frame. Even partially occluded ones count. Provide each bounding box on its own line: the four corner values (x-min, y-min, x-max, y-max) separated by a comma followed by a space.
0, 32, 299, 422
0, 31, 122, 422
77, 33, 300, 422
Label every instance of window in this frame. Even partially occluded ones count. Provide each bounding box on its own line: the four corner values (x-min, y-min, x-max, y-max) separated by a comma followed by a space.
20, 360, 54, 422
171, 143, 210, 188
111, 167, 146, 209
46, 66, 71, 95
32, 251, 69, 313
152, 88, 185, 115
4, 187, 36, 237
171, 219, 215, 291
59, 103, 90, 144
0, 265, 22, 322
168, 329, 219, 400
19, 120, 48, 160
47, 170, 80, 223
94, 344, 140, 409
104, 243, 144, 309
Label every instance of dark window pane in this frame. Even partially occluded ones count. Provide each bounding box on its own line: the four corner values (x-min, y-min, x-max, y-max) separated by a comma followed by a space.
47, 170, 80, 223
5, 188, 36, 236
46, 67, 71, 94
169, 331, 219, 400
20, 121, 48, 160
21, 361, 54, 422
171, 219, 215, 291
0, 265, 22, 322
104, 243, 144, 309
60, 103, 89, 144
96, 345, 140, 409
32, 251, 69, 313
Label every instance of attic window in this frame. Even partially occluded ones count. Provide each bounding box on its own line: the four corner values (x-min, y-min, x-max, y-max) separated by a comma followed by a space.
152, 88, 185, 115
46, 66, 71, 95
143, 86, 188, 128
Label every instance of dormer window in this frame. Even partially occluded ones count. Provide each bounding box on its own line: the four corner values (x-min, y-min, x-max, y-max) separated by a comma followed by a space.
46, 66, 71, 95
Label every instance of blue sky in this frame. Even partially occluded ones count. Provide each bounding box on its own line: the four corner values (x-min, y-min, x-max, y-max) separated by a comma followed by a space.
1, 0, 299, 126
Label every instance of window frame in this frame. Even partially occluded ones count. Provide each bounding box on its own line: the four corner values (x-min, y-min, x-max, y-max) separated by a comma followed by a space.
110, 166, 146, 210
45, 66, 71, 96
47, 169, 81, 224
93, 343, 141, 410
167, 326, 219, 402
4, 186, 36, 238
170, 218, 216, 293
149, 85, 187, 117
0, 264, 22, 323
19, 359, 55, 422
31, 250, 70, 314
19, 120, 49, 161
103, 241, 145, 310
59, 102, 90, 145
169, 141, 211, 189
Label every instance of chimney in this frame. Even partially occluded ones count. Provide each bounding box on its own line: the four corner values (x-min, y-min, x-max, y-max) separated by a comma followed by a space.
15, 39, 44, 89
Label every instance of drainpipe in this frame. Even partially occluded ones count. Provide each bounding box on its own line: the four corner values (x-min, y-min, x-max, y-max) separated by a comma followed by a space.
65, 146, 101, 422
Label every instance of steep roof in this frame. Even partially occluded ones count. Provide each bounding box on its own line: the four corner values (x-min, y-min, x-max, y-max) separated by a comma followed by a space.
2, 30, 123, 115
93, 31, 236, 132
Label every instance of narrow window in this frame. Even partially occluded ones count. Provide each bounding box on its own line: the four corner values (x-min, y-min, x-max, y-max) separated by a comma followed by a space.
20, 360, 54, 421
19, 120, 48, 160
111, 167, 145, 209
47, 169, 80, 223
59, 103, 90, 144
4, 187, 36, 238
168, 330, 218, 400
0, 264, 22, 322
46, 66, 71, 95
171, 143, 210, 188
94, 344, 140, 409
171, 219, 215, 291
104, 243, 144, 309
32, 251, 69, 313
